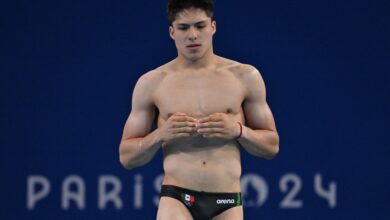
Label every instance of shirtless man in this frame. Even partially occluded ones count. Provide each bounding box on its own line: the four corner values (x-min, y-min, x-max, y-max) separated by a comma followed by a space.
119, 0, 279, 219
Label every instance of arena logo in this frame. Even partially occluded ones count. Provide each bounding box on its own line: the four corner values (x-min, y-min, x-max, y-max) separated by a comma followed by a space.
26, 173, 336, 210
216, 199, 235, 204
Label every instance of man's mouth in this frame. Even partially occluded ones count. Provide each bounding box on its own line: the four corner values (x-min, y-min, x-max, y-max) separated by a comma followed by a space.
187, 44, 201, 48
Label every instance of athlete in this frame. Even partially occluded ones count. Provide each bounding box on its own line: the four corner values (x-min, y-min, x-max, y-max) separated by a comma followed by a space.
119, 0, 279, 219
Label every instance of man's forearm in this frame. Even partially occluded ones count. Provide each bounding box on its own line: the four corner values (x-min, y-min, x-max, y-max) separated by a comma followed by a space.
119, 129, 163, 169
237, 125, 279, 159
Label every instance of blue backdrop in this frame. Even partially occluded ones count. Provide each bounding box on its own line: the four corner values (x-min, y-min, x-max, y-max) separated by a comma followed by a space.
1, 0, 389, 219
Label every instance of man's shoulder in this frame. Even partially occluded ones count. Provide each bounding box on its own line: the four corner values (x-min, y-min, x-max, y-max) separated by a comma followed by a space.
133, 66, 170, 101
138, 64, 171, 84
217, 57, 260, 78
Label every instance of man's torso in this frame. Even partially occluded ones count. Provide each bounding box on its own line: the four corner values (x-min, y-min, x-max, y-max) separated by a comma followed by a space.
146, 57, 254, 192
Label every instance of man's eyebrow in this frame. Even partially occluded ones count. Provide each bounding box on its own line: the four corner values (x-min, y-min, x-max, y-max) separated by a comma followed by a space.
177, 20, 207, 26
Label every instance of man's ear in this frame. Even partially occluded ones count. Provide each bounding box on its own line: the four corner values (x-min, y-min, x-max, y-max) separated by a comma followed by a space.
211, 20, 217, 35
169, 26, 175, 40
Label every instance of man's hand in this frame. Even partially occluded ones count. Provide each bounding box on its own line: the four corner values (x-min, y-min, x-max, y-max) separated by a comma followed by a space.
158, 112, 197, 145
197, 113, 241, 139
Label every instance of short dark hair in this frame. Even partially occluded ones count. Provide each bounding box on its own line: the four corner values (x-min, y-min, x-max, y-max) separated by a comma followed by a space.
167, 0, 214, 24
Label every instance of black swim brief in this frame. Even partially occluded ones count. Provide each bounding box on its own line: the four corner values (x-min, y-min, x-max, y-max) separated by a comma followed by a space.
160, 185, 242, 220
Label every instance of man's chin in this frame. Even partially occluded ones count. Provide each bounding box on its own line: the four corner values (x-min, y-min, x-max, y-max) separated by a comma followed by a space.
185, 54, 202, 62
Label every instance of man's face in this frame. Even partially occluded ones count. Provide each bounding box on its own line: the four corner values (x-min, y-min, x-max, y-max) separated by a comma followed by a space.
169, 7, 216, 62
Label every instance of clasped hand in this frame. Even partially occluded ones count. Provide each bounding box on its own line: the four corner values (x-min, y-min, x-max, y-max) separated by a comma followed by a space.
160, 112, 241, 144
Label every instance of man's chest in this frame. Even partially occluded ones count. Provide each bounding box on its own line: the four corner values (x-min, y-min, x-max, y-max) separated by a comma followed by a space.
153, 73, 246, 118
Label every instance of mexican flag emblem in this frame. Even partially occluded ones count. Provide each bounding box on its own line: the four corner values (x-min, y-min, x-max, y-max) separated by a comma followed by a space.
181, 193, 195, 206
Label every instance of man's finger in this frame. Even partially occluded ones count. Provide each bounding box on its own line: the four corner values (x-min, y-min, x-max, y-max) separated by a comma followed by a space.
202, 133, 224, 138
197, 122, 223, 128
198, 117, 210, 123
167, 112, 185, 118
197, 128, 223, 134
173, 133, 191, 138
172, 122, 196, 128
173, 116, 197, 122
172, 127, 196, 134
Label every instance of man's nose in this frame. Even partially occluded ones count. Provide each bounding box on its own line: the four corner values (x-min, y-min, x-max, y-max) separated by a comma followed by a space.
188, 26, 198, 41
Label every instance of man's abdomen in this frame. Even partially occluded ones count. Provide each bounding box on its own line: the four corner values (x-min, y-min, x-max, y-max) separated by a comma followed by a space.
162, 143, 242, 192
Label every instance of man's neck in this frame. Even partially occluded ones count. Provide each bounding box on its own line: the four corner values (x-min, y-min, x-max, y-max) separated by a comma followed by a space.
176, 51, 217, 70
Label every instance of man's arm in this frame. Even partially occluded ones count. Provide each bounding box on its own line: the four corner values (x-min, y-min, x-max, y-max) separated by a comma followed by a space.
196, 65, 279, 159
119, 73, 198, 169
119, 74, 162, 169
238, 67, 279, 159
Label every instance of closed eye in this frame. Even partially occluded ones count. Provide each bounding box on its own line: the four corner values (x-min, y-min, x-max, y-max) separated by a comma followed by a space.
195, 24, 206, 29
178, 25, 189, 30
